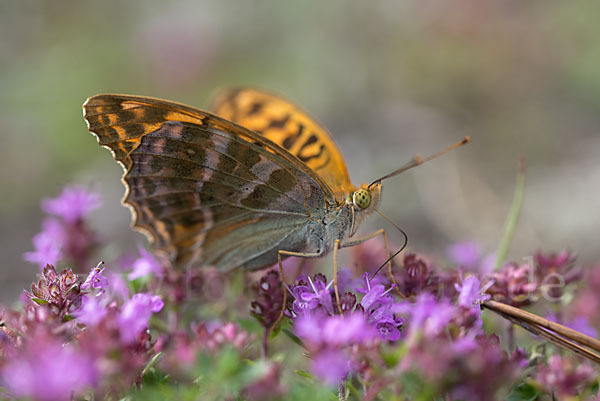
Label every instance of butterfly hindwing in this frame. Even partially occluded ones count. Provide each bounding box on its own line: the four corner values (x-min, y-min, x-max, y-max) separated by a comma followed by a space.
83, 94, 334, 270
209, 87, 355, 198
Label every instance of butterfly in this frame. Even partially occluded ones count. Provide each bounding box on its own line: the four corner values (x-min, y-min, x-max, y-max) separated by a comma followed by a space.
83, 88, 464, 274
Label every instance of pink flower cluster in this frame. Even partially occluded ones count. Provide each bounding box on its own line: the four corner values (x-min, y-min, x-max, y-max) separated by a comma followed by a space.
248, 241, 598, 399
24, 186, 101, 272
0, 264, 164, 399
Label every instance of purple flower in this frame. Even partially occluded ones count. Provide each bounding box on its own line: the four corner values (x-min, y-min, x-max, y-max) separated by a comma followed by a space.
450, 335, 479, 354
295, 312, 376, 347
294, 313, 377, 385
293, 311, 323, 344
23, 228, 63, 268
250, 270, 284, 328
400, 332, 525, 399
358, 273, 403, 340
158, 322, 251, 376
360, 284, 386, 309
535, 250, 581, 299
354, 271, 388, 295
41, 186, 101, 223
285, 273, 337, 317
510, 348, 529, 369
487, 262, 538, 307
72, 294, 107, 326
455, 276, 492, 308
567, 316, 597, 338
394, 293, 454, 341
117, 293, 164, 344
376, 322, 402, 341
545, 313, 598, 339
27, 265, 82, 319
81, 262, 109, 293
322, 313, 377, 346
359, 274, 395, 310
300, 275, 334, 315
366, 302, 395, 325
25, 188, 101, 272
291, 284, 319, 315
448, 241, 495, 274
535, 355, 595, 398
196, 321, 250, 352
128, 245, 164, 280
0, 337, 98, 401
448, 241, 481, 268
107, 271, 131, 300
535, 250, 576, 273
392, 253, 435, 297
312, 348, 350, 385
338, 292, 357, 314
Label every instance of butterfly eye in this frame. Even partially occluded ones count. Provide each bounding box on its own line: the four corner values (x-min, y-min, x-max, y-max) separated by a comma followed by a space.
353, 189, 371, 209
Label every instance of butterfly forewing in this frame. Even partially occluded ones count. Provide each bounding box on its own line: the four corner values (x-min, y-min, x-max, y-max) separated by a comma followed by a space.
83, 95, 335, 270
209, 88, 354, 198
84, 96, 211, 170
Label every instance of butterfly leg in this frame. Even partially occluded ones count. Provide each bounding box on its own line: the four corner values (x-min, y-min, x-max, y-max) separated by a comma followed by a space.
272, 249, 323, 331
338, 229, 407, 301
333, 239, 342, 314
333, 231, 390, 313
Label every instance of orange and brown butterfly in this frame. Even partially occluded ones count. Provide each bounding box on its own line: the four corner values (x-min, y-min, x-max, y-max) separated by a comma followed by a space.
82, 88, 465, 275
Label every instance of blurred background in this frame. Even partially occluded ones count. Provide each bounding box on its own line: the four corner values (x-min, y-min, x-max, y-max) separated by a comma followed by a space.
1, 0, 599, 302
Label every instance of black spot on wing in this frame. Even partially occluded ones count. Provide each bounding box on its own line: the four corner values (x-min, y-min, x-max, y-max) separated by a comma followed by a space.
297, 134, 326, 163
282, 123, 304, 150
239, 168, 296, 209
268, 114, 290, 129
298, 144, 325, 163
247, 102, 263, 116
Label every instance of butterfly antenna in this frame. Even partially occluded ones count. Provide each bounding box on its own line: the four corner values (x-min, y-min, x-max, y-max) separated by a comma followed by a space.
369, 136, 470, 188
371, 208, 408, 279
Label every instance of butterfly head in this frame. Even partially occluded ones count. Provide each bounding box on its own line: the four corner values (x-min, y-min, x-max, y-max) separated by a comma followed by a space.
352, 182, 382, 212
347, 181, 382, 237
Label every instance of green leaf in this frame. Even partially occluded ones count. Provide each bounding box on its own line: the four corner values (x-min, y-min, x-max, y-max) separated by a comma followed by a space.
589, 379, 599, 393
380, 342, 407, 367
282, 328, 305, 348
140, 369, 169, 386
295, 370, 314, 379
507, 382, 539, 401
31, 297, 48, 306
215, 346, 243, 378
62, 314, 75, 322
236, 317, 263, 335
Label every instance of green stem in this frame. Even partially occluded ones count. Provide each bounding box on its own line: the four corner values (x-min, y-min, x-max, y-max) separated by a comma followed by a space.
494, 156, 526, 270
141, 352, 163, 377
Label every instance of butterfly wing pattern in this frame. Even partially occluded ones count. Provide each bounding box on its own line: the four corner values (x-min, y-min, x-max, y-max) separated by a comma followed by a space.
83, 94, 339, 271
209, 88, 356, 198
